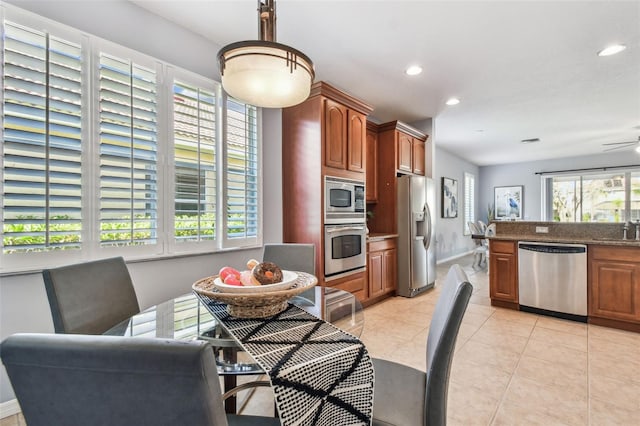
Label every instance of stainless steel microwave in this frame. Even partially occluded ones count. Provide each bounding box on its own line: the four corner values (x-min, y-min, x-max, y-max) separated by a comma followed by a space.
324, 176, 365, 224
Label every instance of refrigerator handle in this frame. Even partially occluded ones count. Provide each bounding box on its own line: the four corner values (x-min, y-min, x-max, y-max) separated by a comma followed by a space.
423, 203, 432, 250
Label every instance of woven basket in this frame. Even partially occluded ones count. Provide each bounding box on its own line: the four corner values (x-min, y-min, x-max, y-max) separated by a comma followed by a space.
192, 271, 318, 318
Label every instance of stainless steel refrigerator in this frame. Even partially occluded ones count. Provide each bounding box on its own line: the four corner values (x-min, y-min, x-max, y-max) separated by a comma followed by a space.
397, 175, 436, 297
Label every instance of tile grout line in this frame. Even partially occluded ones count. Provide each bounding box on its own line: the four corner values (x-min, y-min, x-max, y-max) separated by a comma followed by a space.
487, 315, 539, 426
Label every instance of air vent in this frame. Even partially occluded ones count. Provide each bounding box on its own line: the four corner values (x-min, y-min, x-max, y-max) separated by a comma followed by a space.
520, 138, 540, 144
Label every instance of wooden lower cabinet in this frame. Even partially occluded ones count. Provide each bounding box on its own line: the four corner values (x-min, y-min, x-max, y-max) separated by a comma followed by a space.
367, 238, 397, 301
589, 245, 640, 330
489, 240, 519, 309
328, 271, 368, 303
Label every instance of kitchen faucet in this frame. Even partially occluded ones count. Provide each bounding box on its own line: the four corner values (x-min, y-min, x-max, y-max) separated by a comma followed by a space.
636, 220, 640, 241
623, 222, 630, 240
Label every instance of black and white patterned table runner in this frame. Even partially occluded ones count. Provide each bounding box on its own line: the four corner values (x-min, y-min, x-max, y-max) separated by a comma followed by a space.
195, 293, 374, 426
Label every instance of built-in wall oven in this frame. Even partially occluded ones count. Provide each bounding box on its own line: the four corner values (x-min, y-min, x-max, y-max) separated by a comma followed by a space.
324, 223, 367, 279
323, 176, 367, 280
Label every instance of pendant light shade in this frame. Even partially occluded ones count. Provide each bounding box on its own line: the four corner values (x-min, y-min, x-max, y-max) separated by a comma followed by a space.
217, 0, 315, 108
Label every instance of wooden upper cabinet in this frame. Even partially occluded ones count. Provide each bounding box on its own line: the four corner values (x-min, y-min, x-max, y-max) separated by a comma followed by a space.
365, 126, 378, 202
347, 110, 366, 172
378, 122, 428, 177
397, 132, 413, 174
412, 138, 425, 176
324, 99, 348, 170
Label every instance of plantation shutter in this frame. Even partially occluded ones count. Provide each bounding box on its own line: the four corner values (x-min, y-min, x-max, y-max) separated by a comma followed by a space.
463, 172, 475, 235
224, 98, 259, 246
173, 80, 217, 242
98, 53, 158, 247
2, 21, 83, 254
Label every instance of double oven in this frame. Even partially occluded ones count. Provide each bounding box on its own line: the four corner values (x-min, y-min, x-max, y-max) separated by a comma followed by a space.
324, 176, 367, 280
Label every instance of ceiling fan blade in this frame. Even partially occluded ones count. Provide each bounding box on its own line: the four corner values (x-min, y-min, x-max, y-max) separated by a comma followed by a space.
603, 144, 636, 152
601, 140, 636, 146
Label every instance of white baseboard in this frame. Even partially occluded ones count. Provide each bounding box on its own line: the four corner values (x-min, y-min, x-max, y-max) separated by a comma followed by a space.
436, 250, 473, 265
0, 399, 20, 419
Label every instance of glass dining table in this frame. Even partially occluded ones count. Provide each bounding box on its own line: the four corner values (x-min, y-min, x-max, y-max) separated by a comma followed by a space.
104, 286, 365, 414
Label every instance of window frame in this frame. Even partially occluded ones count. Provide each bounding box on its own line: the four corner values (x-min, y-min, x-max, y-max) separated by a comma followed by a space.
463, 172, 475, 236
541, 168, 640, 223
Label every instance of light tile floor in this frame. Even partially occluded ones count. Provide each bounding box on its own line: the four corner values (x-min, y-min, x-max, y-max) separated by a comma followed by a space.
2, 254, 639, 425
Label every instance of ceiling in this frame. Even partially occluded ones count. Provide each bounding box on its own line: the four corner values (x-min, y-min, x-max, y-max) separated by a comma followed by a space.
130, 0, 640, 166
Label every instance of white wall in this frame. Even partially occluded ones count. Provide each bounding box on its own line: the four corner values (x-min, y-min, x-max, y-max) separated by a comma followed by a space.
0, 1, 284, 405
478, 151, 639, 222
433, 147, 480, 261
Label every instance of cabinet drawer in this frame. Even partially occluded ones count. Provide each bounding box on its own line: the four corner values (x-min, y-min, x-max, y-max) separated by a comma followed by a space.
490, 240, 516, 254
329, 272, 367, 301
590, 245, 640, 262
368, 238, 396, 252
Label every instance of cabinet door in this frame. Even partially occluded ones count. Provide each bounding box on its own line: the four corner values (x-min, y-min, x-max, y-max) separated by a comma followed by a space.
382, 248, 397, 293
366, 129, 378, 202
347, 110, 366, 173
412, 139, 425, 176
590, 260, 640, 322
324, 99, 347, 170
397, 132, 413, 174
489, 252, 518, 302
368, 250, 384, 299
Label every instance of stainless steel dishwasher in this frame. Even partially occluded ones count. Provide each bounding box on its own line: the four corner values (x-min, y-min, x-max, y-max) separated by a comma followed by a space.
518, 242, 587, 322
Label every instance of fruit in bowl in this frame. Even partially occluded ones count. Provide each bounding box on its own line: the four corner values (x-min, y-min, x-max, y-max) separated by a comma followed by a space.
218, 266, 242, 286
217, 259, 285, 287
214, 259, 295, 293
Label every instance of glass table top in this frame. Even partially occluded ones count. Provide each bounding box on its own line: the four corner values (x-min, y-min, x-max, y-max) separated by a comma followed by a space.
105, 286, 364, 375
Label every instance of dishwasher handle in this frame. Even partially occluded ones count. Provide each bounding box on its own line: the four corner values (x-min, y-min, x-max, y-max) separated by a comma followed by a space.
518, 243, 586, 254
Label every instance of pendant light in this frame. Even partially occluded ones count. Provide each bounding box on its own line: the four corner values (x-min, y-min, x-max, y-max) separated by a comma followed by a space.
217, 0, 315, 108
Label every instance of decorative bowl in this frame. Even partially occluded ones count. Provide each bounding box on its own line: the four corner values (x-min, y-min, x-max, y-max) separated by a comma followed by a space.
212, 270, 298, 293
193, 271, 317, 319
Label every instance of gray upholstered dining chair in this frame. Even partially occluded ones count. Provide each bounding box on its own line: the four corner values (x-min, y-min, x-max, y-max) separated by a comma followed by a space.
1, 333, 279, 426
371, 264, 473, 426
263, 243, 316, 301
42, 256, 140, 334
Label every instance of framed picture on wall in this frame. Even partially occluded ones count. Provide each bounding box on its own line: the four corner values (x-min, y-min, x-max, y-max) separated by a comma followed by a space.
494, 185, 524, 220
441, 177, 458, 218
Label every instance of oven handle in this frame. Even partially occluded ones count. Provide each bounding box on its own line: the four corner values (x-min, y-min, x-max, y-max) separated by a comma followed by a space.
326, 225, 366, 233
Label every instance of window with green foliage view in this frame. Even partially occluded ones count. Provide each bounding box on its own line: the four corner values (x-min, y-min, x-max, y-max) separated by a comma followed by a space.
1, 9, 261, 271
544, 171, 640, 222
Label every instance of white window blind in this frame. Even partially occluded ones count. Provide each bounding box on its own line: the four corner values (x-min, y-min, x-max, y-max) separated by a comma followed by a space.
463, 172, 475, 235
224, 97, 259, 246
173, 80, 217, 242
1, 6, 262, 273
2, 21, 83, 254
98, 53, 158, 247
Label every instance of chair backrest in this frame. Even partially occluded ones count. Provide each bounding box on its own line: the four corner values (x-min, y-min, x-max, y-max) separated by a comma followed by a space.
262, 243, 315, 274
467, 221, 480, 235
425, 264, 473, 425
42, 256, 140, 334
1, 333, 228, 426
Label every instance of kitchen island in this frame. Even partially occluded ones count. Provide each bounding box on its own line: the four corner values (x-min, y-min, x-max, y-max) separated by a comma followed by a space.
488, 221, 640, 333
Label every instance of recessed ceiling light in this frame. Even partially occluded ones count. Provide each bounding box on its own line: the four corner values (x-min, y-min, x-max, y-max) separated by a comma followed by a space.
405, 65, 423, 76
597, 44, 626, 57
520, 138, 540, 144
445, 98, 460, 106
636, 145, 640, 154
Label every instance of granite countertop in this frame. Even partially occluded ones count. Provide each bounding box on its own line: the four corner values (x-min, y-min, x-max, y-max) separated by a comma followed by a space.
489, 234, 640, 247
367, 233, 398, 242
487, 221, 640, 247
